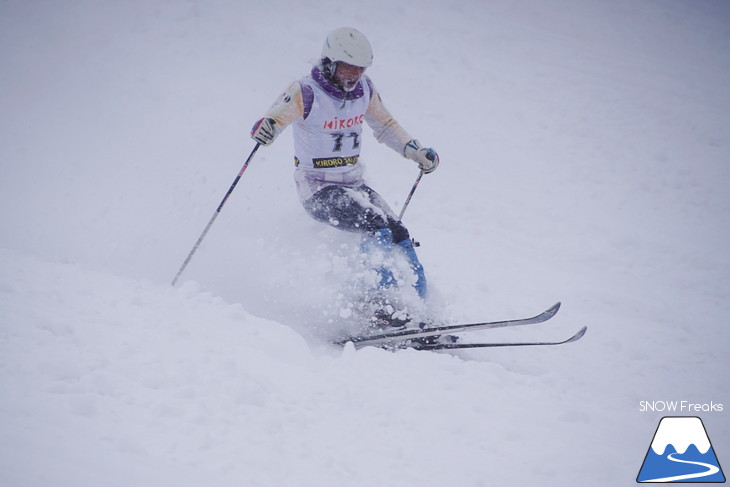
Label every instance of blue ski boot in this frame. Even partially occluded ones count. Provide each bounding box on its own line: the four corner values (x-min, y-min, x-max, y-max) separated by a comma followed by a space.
361, 228, 429, 299
360, 228, 398, 291
395, 238, 427, 299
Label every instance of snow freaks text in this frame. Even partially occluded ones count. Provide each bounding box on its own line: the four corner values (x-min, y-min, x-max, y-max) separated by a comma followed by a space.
639, 401, 724, 413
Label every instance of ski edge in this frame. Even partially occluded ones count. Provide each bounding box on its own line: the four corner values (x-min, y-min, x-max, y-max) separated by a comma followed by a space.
334, 302, 562, 347
415, 326, 588, 350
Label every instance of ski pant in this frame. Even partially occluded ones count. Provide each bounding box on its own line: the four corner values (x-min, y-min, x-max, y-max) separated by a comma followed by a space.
303, 184, 410, 243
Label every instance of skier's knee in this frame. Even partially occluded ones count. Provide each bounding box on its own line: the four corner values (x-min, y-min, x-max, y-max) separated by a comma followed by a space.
389, 221, 410, 244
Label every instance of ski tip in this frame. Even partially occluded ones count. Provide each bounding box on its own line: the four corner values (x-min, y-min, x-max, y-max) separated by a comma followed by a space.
538, 301, 561, 321
566, 326, 587, 344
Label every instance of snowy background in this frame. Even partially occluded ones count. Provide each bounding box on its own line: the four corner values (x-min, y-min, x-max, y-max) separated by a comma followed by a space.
1, 0, 729, 485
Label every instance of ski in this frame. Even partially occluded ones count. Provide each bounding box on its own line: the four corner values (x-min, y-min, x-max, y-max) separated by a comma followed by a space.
410, 326, 587, 350
334, 302, 562, 348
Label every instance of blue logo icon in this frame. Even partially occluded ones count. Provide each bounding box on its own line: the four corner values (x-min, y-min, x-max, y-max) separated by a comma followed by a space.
637, 416, 725, 483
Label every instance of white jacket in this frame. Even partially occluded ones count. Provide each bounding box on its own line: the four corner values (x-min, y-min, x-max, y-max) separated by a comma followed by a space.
261, 66, 414, 201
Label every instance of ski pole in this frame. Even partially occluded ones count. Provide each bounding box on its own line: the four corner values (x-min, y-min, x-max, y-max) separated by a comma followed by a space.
398, 170, 424, 221
171, 143, 261, 286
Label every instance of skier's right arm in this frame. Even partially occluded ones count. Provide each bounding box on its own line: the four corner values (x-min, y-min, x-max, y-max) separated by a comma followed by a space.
250, 82, 304, 146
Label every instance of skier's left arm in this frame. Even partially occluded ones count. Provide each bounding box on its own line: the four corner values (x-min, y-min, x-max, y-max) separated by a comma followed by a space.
364, 80, 439, 174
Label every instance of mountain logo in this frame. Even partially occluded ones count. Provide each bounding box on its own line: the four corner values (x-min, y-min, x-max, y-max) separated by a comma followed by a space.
637, 416, 725, 483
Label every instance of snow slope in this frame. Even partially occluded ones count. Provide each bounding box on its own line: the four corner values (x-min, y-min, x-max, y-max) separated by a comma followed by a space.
1, 0, 729, 486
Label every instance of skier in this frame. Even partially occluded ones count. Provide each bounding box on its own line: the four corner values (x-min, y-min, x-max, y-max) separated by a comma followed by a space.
250, 27, 439, 327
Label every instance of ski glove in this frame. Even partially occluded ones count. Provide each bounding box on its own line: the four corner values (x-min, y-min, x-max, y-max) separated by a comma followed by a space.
404, 139, 439, 174
251, 117, 278, 146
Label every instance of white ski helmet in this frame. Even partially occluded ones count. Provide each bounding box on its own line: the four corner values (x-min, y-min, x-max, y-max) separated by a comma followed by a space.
321, 27, 373, 68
